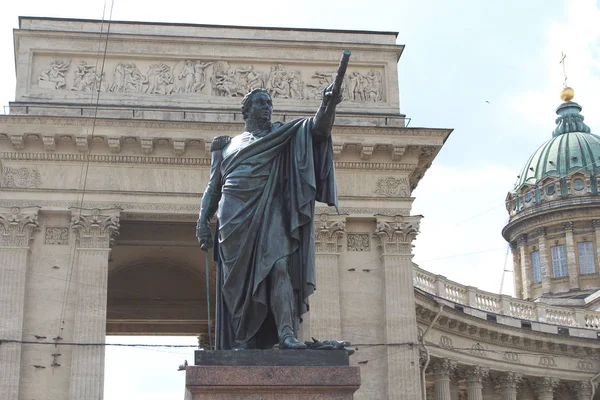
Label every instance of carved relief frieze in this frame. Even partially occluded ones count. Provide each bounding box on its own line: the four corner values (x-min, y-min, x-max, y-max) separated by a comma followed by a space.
44, 227, 69, 245
1, 167, 42, 188
347, 233, 370, 252
0, 207, 39, 247
35, 57, 386, 103
374, 176, 410, 197
576, 359, 595, 371
71, 61, 106, 92
314, 214, 345, 253
502, 351, 520, 363
538, 355, 556, 368
70, 208, 120, 249
439, 335, 453, 349
470, 343, 487, 357
38, 60, 70, 90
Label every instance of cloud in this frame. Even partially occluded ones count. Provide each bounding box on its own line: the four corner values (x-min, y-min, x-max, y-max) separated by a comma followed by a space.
510, 0, 600, 133
412, 163, 516, 294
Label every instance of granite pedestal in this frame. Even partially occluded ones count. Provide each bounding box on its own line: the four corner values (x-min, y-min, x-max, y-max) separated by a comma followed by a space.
185, 350, 361, 399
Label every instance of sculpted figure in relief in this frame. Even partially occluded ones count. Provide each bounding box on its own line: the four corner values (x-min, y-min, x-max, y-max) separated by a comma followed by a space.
39, 60, 70, 90
179, 60, 196, 93
191, 61, 213, 93
145, 63, 175, 95
71, 61, 105, 92
364, 69, 383, 102
110, 63, 144, 93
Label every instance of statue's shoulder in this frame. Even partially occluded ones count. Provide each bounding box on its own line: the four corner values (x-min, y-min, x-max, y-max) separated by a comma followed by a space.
210, 136, 232, 151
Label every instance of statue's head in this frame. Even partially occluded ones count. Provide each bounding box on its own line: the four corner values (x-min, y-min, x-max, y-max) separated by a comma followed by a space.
241, 88, 273, 124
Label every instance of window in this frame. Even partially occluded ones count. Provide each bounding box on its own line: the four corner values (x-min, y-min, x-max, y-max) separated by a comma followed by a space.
578, 241, 596, 274
531, 251, 542, 283
525, 191, 533, 202
546, 184, 555, 195
573, 178, 585, 191
551, 245, 568, 278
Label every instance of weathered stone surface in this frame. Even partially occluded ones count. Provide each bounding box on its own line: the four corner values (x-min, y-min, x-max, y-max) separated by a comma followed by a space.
185, 365, 360, 400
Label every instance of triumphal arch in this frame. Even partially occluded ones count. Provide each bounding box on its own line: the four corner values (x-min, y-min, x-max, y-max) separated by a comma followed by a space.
0, 17, 449, 399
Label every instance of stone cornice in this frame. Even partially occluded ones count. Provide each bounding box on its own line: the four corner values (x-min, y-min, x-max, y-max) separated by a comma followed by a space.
0, 115, 450, 138
415, 293, 599, 356
0, 151, 422, 171
503, 203, 600, 241
15, 29, 402, 53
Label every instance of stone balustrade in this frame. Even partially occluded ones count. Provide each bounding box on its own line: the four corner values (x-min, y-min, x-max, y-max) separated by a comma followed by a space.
413, 266, 599, 331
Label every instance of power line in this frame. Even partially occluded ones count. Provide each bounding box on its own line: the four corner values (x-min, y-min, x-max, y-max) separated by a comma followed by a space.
55, 0, 116, 356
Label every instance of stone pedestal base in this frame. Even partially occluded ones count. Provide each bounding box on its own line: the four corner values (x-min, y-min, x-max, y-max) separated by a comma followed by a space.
185, 350, 360, 399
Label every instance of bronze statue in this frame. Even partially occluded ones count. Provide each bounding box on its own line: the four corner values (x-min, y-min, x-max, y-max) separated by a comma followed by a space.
197, 51, 350, 350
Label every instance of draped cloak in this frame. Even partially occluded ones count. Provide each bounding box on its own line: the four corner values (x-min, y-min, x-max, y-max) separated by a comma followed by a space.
213, 117, 337, 350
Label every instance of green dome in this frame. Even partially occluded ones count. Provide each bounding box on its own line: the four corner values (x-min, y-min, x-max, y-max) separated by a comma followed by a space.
514, 101, 598, 191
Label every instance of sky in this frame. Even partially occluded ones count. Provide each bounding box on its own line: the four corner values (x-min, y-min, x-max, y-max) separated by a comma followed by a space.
2, 0, 600, 399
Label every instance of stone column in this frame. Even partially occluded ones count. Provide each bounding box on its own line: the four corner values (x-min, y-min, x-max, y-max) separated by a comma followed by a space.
509, 242, 523, 298
532, 377, 558, 400
68, 208, 120, 400
563, 222, 579, 289
0, 207, 39, 400
498, 372, 521, 400
374, 215, 423, 400
310, 214, 345, 340
537, 228, 551, 294
572, 381, 594, 400
431, 358, 453, 400
517, 235, 531, 298
465, 366, 487, 400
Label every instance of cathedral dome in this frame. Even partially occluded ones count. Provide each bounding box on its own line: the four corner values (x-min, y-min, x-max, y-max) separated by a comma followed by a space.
507, 97, 598, 215
503, 90, 600, 301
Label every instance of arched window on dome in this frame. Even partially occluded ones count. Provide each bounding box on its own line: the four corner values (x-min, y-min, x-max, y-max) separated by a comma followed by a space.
578, 241, 596, 274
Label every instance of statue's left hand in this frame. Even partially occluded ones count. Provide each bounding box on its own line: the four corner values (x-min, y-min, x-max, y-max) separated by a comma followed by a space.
322, 83, 343, 107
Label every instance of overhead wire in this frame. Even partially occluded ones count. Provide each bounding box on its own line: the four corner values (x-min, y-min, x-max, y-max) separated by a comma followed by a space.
54, 0, 117, 357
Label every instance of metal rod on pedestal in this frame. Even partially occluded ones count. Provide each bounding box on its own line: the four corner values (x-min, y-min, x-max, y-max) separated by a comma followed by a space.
204, 251, 213, 350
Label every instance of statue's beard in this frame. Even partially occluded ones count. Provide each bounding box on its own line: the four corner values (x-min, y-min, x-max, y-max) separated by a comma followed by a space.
246, 117, 272, 133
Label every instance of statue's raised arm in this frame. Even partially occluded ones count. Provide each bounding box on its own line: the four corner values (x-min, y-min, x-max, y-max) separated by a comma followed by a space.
312, 50, 351, 140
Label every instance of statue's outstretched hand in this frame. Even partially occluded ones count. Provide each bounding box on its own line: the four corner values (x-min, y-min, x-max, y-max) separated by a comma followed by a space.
196, 220, 213, 252
322, 83, 343, 107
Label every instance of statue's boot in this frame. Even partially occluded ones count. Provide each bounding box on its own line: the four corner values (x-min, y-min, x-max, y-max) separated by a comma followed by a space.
279, 336, 307, 350
269, 257, 305, 350
232, 337, 256, 350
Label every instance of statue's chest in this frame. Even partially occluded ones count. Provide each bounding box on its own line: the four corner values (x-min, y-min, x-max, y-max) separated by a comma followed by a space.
222, 132, 260, 158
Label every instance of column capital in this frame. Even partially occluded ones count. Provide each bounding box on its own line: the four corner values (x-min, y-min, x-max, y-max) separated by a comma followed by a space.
431, 358, 455, 377
374, 214, 421, 255
0, 206, 40, 247
593, 219, 600, 229
498, 371, 522, 389
70, 208, 120, 248
465, 365, 488, 384
562, 221, 574, 231
572, 381, 594, 398
517, 234, 527, 245
531, 377, 559, 395
314, 213, 346, 253
536, 227, 547, 237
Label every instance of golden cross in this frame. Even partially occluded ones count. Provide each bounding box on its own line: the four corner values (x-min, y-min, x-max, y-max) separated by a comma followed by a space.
560, 52, 568, 87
